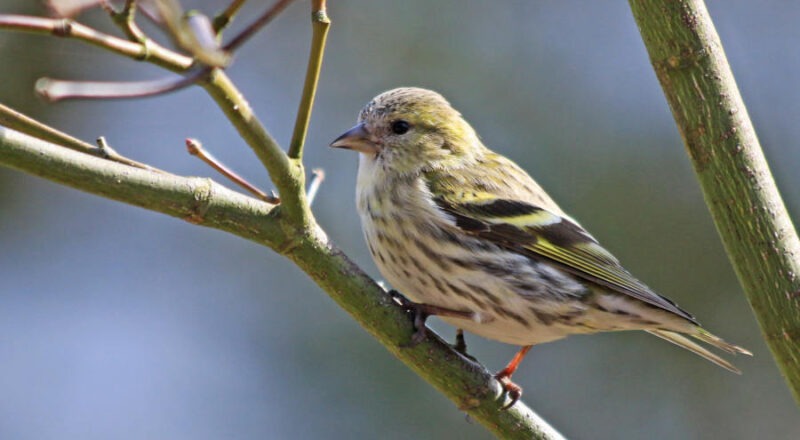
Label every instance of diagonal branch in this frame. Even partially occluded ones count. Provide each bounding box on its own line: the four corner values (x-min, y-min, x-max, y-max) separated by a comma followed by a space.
0, 6, 567, 437
0, 14, 192, 71
198, 68, 310, 226
186, 137, 280, 203
105, 0, 147, 43
213, 0, 248, 34
629, 0, 800, 403
0, 13, 306, 224
223, 0, 296, 52
0, 102, 159, 171
0, 127, 286, 246
0, 127, 565, 440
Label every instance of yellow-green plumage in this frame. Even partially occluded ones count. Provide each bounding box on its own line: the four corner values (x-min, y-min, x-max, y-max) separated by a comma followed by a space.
331, 87, 750, 376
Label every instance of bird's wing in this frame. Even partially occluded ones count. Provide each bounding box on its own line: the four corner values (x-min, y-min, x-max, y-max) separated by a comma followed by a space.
425, 169, 697, 324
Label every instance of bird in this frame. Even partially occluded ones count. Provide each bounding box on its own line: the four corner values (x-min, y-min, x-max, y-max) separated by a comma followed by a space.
330, 87, 751, 409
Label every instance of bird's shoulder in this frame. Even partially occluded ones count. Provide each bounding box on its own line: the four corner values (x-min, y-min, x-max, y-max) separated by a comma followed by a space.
423, 151, 565, 214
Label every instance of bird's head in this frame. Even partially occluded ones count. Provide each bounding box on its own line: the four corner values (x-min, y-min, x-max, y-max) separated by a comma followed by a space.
331, 87, 482, 175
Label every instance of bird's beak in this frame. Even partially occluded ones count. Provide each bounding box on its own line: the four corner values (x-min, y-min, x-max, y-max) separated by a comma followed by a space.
330, 123, 378, 154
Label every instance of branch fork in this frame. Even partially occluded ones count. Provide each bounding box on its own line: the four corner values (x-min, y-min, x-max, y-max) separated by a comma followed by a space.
0, 1, 565, 438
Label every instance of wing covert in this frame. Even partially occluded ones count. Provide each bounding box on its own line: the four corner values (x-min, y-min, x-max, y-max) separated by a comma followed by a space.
431, 193, 697, 324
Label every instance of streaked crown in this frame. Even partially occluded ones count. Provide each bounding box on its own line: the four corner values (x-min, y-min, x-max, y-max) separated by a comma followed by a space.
342, 87, 484, 175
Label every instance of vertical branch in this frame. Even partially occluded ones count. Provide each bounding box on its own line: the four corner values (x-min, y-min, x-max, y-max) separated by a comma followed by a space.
199, 69, 310, 224
288, 0, 330, 160
629, 0, 800, 402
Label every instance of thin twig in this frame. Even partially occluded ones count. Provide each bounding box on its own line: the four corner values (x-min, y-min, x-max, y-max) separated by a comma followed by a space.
184, 12, 230, 66
48, 0, 105, 17
154, 1, 230, 68
213, 0, 248, 34
105, 0, 147, 43
288, 0, 330, 159
36, 69, 207, 102
0, 102, 161, 171
199, 69, 307, 224
0, 127, 285, 239
223, 0, 296, 52
0, 14, 192, 71
306, 168, 324, 206
186, 138, 280, 204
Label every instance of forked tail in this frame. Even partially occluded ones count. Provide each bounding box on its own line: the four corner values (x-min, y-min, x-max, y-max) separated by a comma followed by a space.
647, 329, 752, 374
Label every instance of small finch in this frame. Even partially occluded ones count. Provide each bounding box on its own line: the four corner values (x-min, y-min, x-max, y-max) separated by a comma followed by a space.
331, 87, 751, 409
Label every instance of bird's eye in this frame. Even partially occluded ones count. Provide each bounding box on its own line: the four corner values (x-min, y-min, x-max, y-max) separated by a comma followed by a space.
390, 120, 410, 135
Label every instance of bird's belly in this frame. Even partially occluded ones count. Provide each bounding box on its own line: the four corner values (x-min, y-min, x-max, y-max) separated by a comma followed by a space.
360, 209, 596, 346
361, 218, 684, 345
441, 315, 569, 346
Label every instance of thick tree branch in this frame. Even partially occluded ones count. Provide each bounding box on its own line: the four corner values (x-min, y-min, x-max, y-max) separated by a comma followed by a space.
0, 127, 564, 439
629, 0, 800, 402
0, 127, 287, 247
0, 6, 566, 437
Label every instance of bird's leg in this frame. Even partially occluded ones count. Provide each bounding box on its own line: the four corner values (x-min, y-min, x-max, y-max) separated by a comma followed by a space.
453, 329, 477, 361
495, 345, 533, 410
389, 290, 475, 347
454, 328, 468, 354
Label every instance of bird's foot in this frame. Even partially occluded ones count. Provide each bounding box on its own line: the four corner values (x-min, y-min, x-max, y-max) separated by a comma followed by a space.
495, 373, 524, 411
389, 290, 430, 347
389, 290, 474, 348
494, 345, 533, 410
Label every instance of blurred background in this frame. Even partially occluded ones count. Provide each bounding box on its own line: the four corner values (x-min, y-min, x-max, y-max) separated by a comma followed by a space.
1, 1, 798, 439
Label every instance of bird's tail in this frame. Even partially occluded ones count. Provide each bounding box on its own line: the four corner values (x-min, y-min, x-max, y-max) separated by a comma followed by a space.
646, 328, 752, 374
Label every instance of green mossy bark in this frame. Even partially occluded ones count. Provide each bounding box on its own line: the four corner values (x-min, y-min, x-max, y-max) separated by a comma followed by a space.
0, 127, 563, 440
629, 0, 800, 402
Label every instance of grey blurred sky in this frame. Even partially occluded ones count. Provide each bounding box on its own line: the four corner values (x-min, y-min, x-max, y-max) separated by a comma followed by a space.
1, 1, 799, 439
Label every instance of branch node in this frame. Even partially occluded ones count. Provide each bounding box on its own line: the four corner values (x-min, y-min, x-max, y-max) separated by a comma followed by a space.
96, 136, 118, 158
312, 9, 330, 24
651, 44, 710, 73
185, 177, 215, 224
136, 38, 153, 60
107, 0, 148, 43
52, 18, 73, 37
